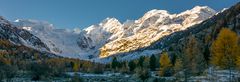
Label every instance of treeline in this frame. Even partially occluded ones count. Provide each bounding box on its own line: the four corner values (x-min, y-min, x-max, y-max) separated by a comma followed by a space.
107, 28, 240, 81
108, 56, 155, 81
0, 40, 105, 81
168, 28, 240, 81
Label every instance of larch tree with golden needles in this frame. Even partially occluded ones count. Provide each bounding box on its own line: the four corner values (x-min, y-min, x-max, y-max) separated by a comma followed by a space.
159, 52, 173, 76
238, 37, 240, 69
73, 62, 80, 72
237, 56, 240, 69
174, 57, 183, 74
183, 36, 207, 76
211, 28, 239, 69
211, 28, 240, 81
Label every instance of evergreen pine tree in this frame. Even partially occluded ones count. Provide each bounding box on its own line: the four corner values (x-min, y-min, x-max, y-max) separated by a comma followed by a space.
143, 57, 150, 68
128, 60, 136, 72
111, 57, 118, 70
138, 56, 145, 68
149, 55, 157, 71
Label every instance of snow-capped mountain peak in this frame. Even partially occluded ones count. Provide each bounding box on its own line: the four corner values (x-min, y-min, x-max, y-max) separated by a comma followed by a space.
84, 17, 122, 34
136, 9, 172, 25
178, 6, 216, 16
13, 19, 54, 32
100, 17, 121, 27
99, 6, 217, 58
11, 6, 218, 61
78, 17, 123, 54
99, 17, 122, 34
192, 6, 215, 12
13, 20, 89, 58
141, 9, 170, 19
0, 17, 49, 52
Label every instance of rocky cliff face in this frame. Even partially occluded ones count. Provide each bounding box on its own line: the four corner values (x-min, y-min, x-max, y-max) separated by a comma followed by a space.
13, 19, 88, 58
0, 17, 49, 51
98, 6, 216, 58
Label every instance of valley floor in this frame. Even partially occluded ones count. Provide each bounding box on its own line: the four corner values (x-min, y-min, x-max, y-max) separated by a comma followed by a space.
67, 69, 240, 82
2, 69, 240, 82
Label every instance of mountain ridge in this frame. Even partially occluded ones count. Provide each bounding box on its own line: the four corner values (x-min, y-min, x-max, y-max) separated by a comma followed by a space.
11, 6, 217, 62
100, 2, 240, 63
99, 6, 216, 59
0, 17, 50, 52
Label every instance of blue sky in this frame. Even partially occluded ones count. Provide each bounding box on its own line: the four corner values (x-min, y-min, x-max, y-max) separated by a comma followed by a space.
0, 0, 239, 29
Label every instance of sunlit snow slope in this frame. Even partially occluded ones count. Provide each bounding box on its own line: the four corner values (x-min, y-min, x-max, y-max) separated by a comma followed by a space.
12, 6, 216, 61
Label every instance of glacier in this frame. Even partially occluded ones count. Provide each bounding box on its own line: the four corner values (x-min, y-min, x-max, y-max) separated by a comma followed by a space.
12, 6, 217, 62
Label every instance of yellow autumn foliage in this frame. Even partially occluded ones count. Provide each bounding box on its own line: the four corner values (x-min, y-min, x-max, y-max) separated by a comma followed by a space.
211, 28, 240, 69
159, 52, 172, 76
